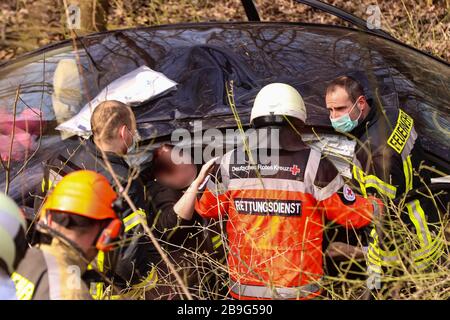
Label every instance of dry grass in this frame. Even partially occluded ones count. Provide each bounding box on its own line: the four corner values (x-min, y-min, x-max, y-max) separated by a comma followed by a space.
0, 0, 449, 62
1, 0, 449, 300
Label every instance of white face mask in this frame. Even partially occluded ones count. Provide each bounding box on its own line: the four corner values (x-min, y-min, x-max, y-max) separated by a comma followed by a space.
126, 135, 138, 154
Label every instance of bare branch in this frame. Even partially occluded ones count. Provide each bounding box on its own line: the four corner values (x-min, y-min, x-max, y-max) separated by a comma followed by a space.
4, 86, 20, 195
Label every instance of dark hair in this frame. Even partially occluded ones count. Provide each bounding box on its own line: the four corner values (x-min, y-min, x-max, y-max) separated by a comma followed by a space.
326, 76, 365, 103
91, 100, 135, 143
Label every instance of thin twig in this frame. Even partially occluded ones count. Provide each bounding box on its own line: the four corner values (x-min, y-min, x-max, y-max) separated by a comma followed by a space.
12, 55, 45, 180
5, 86, 20, 195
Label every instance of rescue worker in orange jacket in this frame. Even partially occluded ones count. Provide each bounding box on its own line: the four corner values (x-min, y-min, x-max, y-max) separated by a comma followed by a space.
195, 83, 382, 300
12, 170, 122, 300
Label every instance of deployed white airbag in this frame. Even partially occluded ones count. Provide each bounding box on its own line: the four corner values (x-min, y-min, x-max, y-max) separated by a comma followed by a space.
56, 65, 177, 137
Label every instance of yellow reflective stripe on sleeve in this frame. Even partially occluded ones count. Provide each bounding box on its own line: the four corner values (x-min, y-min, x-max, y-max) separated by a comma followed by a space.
367, 247, 381, 264
131, 266, 158, 290
403, 155, 413, 193
11, 272, 35, 300
365, 175, 397, 199
367, 228, 402, 267
387, 109, 414, 154
43, 178, 55, 192
406, 200, 432, 247
123, 209, 147, 232
367, 200, 444, 272
97, 250, 105, 272
89, 251, 118, 300
366, 238, 383, 272
367, 263, 382, 274
368, 243, 401, 264
88, 250, 105, 272
407, 156, 413, 191
369, 227, 377, 239
369, 242, 401, 258
370, 253, 401, 267
411, 226, 445, 271
90, 282, 122, 300
116, 267, 159, 300
213, 241, 222, 250
90, 282, 104, 300
42, 169, 64, 192
415, 238, 444, 262
414, 240, 445, 271
416, 242, 445, 268
412, 232, 444, 260
352, 165, 367, 198
211, 234, 222, 250
369, 229, 398, 258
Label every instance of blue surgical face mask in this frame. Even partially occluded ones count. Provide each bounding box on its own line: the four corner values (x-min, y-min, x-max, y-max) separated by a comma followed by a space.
330, 98, 362, 133
126, 136, 138, 154
124, 127, 140, 154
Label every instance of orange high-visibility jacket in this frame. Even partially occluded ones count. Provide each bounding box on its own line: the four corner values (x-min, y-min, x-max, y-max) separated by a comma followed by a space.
195, 145, 380, 300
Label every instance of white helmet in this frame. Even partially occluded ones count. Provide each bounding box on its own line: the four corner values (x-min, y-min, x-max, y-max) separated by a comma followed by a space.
0, 194, 27, 274
250, 83, 306, 126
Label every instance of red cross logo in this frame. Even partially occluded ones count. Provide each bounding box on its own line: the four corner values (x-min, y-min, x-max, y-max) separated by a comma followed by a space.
343, 184, 356, 201
290, 165, 300, 176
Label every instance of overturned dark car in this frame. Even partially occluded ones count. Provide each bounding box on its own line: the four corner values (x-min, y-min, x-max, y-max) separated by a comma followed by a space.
0, 1, 448, 220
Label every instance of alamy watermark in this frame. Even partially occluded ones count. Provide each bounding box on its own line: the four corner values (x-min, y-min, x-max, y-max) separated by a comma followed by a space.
366, 5, 382, 30
170, 121, 281, 171
66, 265, 82, 290
67, 4, 81, 30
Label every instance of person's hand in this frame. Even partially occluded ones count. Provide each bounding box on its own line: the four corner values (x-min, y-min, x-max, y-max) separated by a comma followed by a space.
326, 241, 365, 260
193, 157, 219, 188
174, 157, 220, 221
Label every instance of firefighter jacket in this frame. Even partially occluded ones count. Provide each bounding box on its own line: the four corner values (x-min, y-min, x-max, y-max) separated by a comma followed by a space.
350, 93, 445, 275
11, 238, 92, 300
35, 137, 160, 296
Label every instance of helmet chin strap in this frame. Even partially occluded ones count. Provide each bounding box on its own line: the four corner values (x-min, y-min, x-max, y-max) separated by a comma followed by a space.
37, 222, 124, 297
36, 221, 90, 262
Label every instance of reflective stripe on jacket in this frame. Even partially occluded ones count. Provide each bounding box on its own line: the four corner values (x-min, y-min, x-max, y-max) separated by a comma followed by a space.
350, 95, 445, 273
195, 135, 378, 300
12, 239, 91, 300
